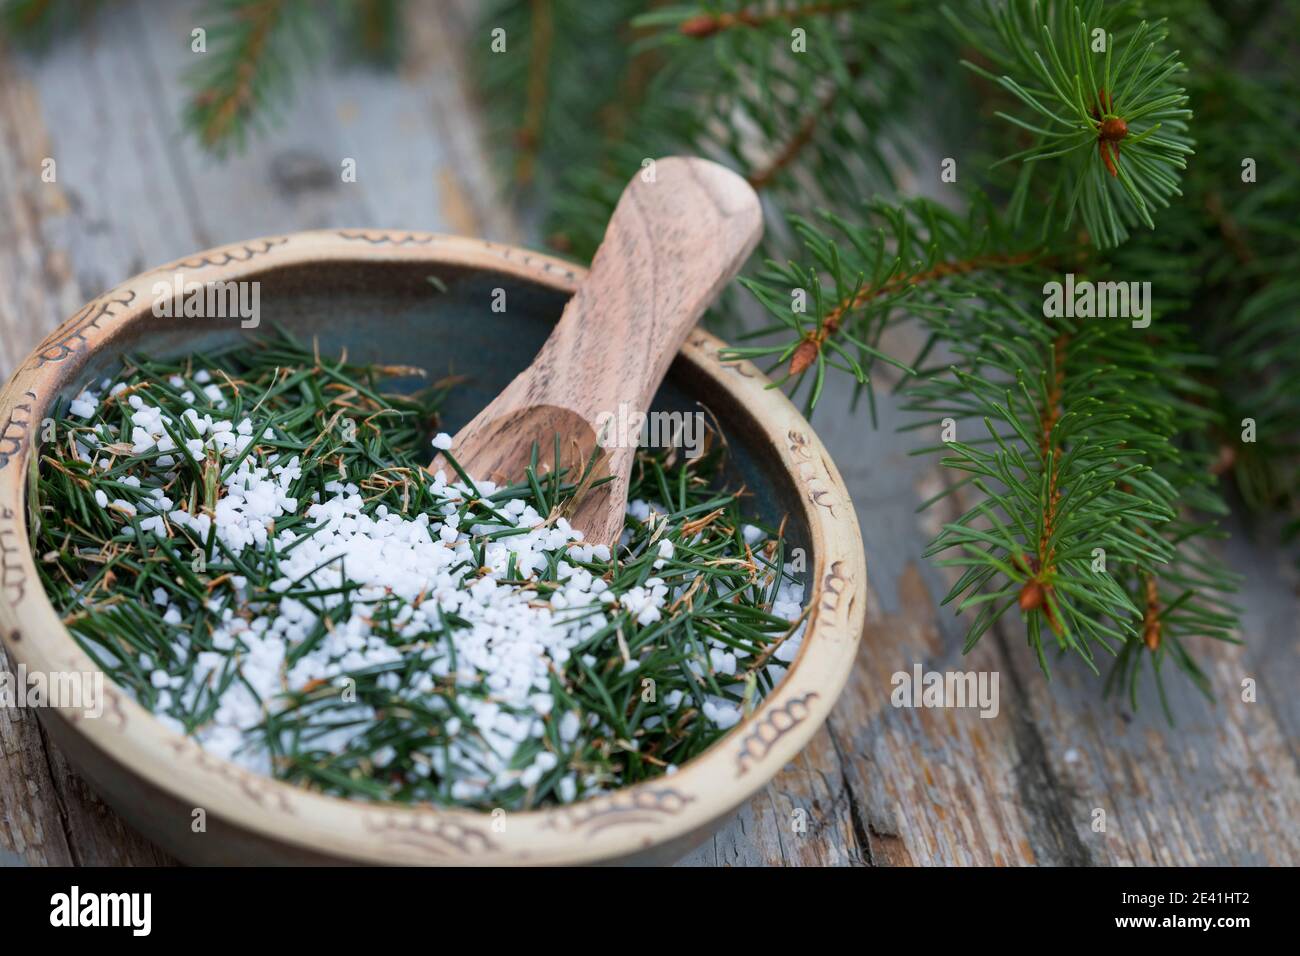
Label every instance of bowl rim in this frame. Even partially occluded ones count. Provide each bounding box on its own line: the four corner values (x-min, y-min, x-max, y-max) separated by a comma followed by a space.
0, 229, 866, 865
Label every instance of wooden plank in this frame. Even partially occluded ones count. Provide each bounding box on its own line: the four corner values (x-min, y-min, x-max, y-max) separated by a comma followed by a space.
991, 520, 1300, 867
0, 644, 75, 865
0, 39, 83, 373
0, 34, 116, 867
1, 0, 1297, 868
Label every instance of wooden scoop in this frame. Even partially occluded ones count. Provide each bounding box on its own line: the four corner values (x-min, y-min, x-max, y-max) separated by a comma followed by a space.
430, 156, 763, 544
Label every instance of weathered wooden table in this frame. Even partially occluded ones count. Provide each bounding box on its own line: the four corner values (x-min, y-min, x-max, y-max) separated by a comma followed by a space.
2, 1, 1296, 867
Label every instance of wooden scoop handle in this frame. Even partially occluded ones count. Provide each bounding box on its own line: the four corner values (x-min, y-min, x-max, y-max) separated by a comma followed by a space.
523, 156, 762, 421
433, 157, 762, 544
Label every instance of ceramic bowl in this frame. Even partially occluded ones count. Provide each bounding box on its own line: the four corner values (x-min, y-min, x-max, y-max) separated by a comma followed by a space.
0, 230, 865, 864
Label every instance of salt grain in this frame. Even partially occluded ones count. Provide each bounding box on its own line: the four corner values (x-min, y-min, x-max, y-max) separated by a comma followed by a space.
67, 369, 808, 808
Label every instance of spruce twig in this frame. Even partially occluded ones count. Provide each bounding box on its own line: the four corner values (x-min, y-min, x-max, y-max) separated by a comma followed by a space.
184, 0, 316, 153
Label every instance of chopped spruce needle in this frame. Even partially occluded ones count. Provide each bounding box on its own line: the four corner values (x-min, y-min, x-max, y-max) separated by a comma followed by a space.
34, 330, 806, 810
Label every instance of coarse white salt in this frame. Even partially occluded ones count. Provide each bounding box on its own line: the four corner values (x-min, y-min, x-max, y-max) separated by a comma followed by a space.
69, 393, 97, 418
61, 369, 809, 809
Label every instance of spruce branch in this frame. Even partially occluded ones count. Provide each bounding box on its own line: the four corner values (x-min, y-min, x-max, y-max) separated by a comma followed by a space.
0, 0, 105, 48
676, 1, 852, 38
1051, 295, 1239, 711
734, 195, 1237, 705
908, 282, 1236, 699
945, 0, 1193, 248
635, 0, 937, 212
1106, 512, 1238, 715
911, 314, 1161, 673
1120, 0, 1300, 533
475, 0, 656, 206
722, 196, 1046, 418
479, 0, 945, 263
184, 0, 320, 154
344, 0, 403, 66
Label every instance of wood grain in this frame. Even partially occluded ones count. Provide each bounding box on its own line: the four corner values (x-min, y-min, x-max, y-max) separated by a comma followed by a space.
1, 0, 1296, 867
434, 157, 762, 544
